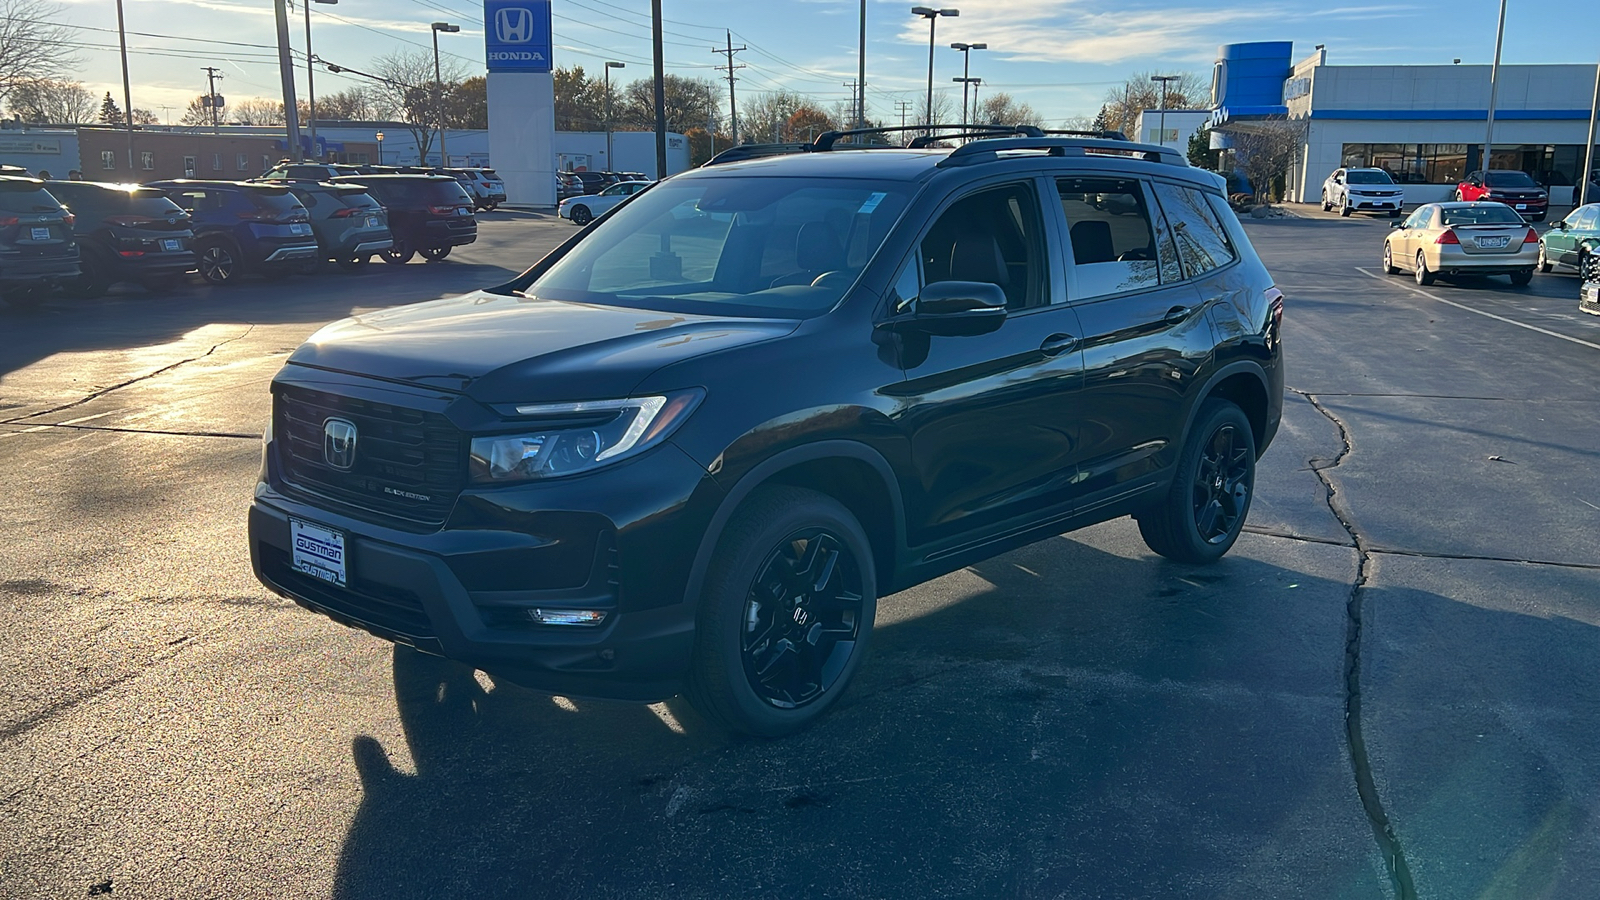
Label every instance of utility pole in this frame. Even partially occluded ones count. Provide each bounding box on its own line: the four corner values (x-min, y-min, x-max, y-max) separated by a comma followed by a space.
1481, 0, 1507, 177
843, 80, 859, 129
114, 0, 135, 169
271, 0, 302, 161
652, 0, 667, 179
712, 31, 745, 145
203, 67, 224, 135
857, 0, 866, 129
896, 99, 912, 143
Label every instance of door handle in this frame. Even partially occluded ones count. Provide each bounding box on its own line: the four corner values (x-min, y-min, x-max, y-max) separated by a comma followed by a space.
1163, 305, 1193, 325
1039, 333, 1077, 357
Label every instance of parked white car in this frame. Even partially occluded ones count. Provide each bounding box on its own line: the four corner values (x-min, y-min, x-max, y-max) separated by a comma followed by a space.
558, 180, 653, 225
1322, 167, 1404, 218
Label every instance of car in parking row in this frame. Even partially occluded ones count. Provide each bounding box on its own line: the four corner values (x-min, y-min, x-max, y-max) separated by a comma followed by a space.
1321, 167, 1404, 217
0, 174, 80, 304
1537, 202, 1598, 277
43, 181, 194, 296
1455, 169, 1548, 221
1382, 201, 1539, 285
557, 178, 653, 225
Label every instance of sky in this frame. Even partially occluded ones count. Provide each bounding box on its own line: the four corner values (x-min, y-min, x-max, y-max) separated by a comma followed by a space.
47, 0, 1600, 128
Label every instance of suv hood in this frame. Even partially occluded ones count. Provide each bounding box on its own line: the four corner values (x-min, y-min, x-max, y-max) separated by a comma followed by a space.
287, 290, 800, 402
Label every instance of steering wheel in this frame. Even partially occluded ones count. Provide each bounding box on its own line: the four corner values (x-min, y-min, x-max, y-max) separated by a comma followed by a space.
809, 271, 853, 291
1117, 247, 1153, 262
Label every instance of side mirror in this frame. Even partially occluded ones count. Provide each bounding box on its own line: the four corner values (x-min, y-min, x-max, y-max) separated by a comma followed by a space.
1553, 221, 1567, 230
1390, 221, 1405, 229
890, 281, 1007, 336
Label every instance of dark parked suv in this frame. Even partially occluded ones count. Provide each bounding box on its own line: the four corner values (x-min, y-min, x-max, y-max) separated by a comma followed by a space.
0, 175, 79, 303
330, 174, 476, 263
284, 182, 392, 270
147, 180, 319, 284
250, 129, 1284, 736
45, 181, 195, 295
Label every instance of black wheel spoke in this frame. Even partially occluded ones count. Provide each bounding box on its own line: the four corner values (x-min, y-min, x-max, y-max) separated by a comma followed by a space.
739, 526, 864, 710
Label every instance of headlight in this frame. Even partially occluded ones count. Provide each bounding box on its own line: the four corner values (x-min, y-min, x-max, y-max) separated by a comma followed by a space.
468, 389, 703, 484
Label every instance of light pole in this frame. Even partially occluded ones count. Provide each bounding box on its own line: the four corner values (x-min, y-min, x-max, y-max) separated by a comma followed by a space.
605, 61, 625, 170
911, 7, 958, 130
950, 41, 986, 128
114, 0, 135, 170
1481, 0, 1507, 177
303, 0, 338, 160
430, 22, 459, 167
1150, 74, 1179, 147
375, 131, 384, 165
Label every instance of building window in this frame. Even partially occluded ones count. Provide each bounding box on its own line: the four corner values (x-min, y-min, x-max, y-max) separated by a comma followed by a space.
237, 153, 249, 171
262, 154, 272, 173
140, 151, 154, 170
183, 155, 196, 176
212, 153, 222, 171
100, 150, 115, 170
1342, 143, 1470, 185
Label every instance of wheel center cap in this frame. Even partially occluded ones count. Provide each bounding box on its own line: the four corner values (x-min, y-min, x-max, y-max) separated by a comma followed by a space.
792, 606, 810, 627
1214, 475, 1224, 491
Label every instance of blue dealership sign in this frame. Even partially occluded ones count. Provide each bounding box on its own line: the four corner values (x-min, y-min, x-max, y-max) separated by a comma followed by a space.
484, 0, 552, 73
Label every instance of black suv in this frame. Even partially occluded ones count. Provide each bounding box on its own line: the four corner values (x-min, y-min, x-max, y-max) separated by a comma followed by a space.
147, 180, 319, 284
0, 175, 79, 303
250, 130, 1284, 736
45, 181, 195, 295
329, 174, 476, 263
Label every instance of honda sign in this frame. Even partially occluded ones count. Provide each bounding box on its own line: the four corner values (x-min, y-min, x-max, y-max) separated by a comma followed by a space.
484, 0, 552, 73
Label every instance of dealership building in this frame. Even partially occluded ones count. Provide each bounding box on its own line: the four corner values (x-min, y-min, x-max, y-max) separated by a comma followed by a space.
1208, 42, 1600, 205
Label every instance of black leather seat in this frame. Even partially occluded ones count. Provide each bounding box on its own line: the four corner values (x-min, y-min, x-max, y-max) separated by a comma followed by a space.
1070, 220, 1116, 264
772, 222, 845, 287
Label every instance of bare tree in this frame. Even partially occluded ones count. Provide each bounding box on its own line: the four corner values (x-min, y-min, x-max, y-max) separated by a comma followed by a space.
740, 89, 810, 142
130, 108, 158, 125
0, 0, 79, 107
179, 94, 227, 127
370, 48, 464, 162
1227, 116, 1308, 203
315, 87, 377, 122
232, 98, 285, 125
976, 92, 1039, 127
7, 79, 95, 123
1101, 71, 1208, 135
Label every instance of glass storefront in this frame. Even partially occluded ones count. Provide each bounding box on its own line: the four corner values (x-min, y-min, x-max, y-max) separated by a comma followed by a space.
1342, 143, 1599, 186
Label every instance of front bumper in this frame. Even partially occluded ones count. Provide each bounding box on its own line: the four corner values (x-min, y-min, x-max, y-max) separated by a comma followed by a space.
1580, 281, 1599, 316
249, 440, 720, 701
1348, 195, 1402, 211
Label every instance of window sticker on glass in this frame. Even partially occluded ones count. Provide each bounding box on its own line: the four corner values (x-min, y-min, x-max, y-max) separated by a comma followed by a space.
858, 192, 887, 214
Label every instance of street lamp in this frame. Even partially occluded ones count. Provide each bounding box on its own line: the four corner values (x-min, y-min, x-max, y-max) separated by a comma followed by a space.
303, 0, 338, 160
952, 77, 980, 131
911, 7, 958, 130
431, 21, 460, 167
605, 61, 625, 170
375, 130, 384, 165
1150, 74, 1179, 147
950, 41, 986, 128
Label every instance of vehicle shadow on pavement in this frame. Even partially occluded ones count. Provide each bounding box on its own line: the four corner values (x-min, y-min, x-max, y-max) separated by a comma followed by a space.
329, 530, 1464, 900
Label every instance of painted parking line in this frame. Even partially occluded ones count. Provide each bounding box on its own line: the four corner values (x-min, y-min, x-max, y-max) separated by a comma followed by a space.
1353, 267, 1600, 352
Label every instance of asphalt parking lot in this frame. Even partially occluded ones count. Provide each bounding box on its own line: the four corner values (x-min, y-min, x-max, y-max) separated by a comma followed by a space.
2, 206, 1598, 899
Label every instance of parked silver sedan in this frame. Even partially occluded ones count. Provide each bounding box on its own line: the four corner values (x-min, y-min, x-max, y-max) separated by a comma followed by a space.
1381, 201, 1539, 286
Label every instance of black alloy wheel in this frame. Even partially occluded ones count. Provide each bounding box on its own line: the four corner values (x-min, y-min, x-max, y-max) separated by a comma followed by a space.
1136, 399, 1256, 564
196, 241, 239, 285
688, 486, 876, 736
570, 205, 592, 226
419, 245, 451, 261
381, 241, 414, 265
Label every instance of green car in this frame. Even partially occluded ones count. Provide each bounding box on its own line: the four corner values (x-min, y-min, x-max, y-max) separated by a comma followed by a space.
1537, 203, 1600, 275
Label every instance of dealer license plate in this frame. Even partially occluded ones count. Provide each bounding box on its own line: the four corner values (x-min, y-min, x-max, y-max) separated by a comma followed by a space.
161, 238, 181, 251
1515, 203, 1527, 210
365, 216, 379, 228
291, 222, 311, 234
1477, 236, 1510, 249
290, 517, 346, 587
30, 227, 49, 241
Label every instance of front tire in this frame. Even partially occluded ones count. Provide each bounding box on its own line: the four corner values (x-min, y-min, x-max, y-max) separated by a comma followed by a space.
686, 486, 876, 737
68, 253, 110, 298
1322, 192, 1332, 212
1136, 400, 1256, 564
1382, 242, 1400, 274
1415, 251, 1435, 285
1339, 200, 1352, 217
569, 205, 592, 226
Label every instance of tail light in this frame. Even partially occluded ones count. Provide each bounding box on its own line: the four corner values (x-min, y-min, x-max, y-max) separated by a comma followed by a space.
0, 216, 16, 226
1265, 286, 1284, 350
117, 250, 146, 258
429, 204, 460, 215
1523, 227, 1539, 244
1436, 229, 1460, 245
62, 213, 75, 227
329, 207, 363, 218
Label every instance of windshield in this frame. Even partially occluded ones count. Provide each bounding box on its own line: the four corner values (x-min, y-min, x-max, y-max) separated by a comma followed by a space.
1485, 171, 1536, 187
529, 176, 912, 318
1441, 205, 1526, 226
1347, 170, 1394, 184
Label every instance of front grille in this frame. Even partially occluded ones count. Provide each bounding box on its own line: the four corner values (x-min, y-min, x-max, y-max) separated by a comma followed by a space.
276, 385, 464, 528
260, 545, 435, 638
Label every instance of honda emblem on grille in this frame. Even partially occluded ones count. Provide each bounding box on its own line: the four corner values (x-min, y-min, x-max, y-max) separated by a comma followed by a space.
323, 418, 358, 470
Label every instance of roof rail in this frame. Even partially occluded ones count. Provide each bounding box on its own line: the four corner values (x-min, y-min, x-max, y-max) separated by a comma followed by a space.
811, 123, 1043, 152
704, 142, 814, 166
1039, 128, 1130, 142
937, 136, 1188, 168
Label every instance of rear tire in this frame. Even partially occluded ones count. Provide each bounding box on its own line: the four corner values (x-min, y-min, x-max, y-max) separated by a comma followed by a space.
68, 253, 110, 298
195, 239, 240, 286
1136, 399, 1256, 564
381, 241, 414, 265
686, 486, 876, 737
1382, 243, 1399, 275
1509, 268, 1533, 287
1415, 251, 1435, 285
1537, 244, 1552, 273
419, 245, 451, 261
335, 254, 369, 270
1321, 192, 1332, 212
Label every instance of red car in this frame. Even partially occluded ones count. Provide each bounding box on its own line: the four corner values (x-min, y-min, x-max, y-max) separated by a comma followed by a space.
1455, 169, 1549, 221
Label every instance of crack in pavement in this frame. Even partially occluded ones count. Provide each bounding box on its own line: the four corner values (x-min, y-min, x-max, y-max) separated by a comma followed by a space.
1302, 391, 1600, 403
0, 421, 260, 440
1290, 386, 1418, 900
1243, 526, 1600, 571
0, 324, 256, 425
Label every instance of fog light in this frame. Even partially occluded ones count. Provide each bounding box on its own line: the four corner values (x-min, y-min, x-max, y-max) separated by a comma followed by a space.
528, 608, 607, 627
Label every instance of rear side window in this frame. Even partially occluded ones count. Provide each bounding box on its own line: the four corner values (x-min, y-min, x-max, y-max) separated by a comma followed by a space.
336, 190, 381, 211
1058, 176, 1173, 299
1151, 182, 1237, 278
248, 190, 303, 212
0, 183, 65, 213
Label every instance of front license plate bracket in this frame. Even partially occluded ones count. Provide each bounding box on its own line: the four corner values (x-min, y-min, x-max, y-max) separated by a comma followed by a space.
290, 517, 347, 587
